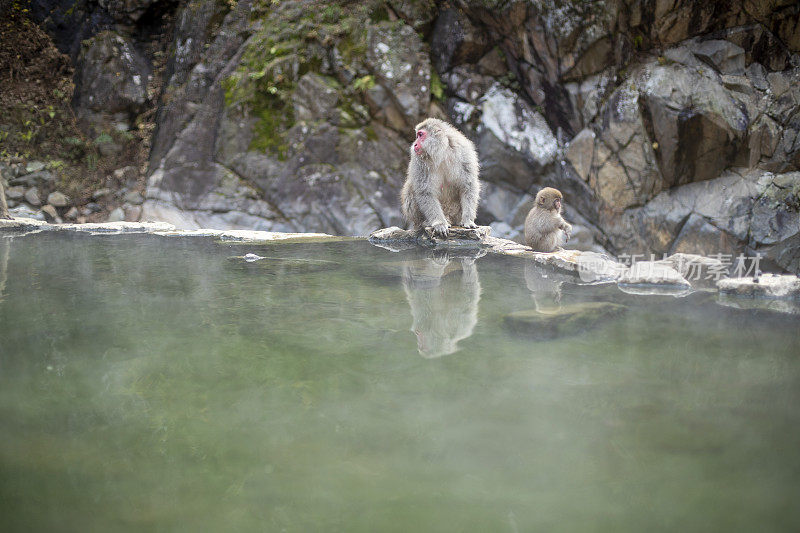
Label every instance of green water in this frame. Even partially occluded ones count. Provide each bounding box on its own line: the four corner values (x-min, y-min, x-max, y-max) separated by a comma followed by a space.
0, 233, 799, 532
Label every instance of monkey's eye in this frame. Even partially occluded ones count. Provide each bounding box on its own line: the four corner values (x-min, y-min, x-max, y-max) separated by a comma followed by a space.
417, 130, 424, 138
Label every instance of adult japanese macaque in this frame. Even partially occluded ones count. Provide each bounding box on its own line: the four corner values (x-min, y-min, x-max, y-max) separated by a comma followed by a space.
402, 250, 482, 358
400, 118, 480, 238
0, 180, 10, 219
524, 187, 572, 252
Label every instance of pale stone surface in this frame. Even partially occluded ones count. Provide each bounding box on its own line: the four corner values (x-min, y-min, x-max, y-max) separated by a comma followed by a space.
0, 217, 175, 233
47, 192, 70, 207
40, 205, 59, 222
717, 274, 800, 300
618, 261, 692, 288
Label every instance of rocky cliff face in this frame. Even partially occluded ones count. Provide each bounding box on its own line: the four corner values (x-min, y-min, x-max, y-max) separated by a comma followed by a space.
23, 0, 800, 272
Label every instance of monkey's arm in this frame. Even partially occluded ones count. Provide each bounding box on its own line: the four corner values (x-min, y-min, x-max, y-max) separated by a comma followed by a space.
558, 216, 572, 241
416, 188, 450, 237
410, 159, 449, 237
457, 160, 480, 229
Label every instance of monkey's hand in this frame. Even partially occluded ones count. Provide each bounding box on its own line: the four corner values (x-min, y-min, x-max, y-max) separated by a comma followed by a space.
460, 220, 478, 229
562, 222, 573, 242
430, 221, 449, 239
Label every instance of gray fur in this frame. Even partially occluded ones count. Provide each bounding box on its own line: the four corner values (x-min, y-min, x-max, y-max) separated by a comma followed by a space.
0, 180, 10, 219
401, 118, 481, 238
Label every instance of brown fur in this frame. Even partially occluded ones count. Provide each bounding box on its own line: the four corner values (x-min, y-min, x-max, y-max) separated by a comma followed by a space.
524, 187, 572, 252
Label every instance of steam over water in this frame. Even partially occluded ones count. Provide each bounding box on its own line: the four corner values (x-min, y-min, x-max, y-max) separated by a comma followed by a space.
1, 233, 799, 531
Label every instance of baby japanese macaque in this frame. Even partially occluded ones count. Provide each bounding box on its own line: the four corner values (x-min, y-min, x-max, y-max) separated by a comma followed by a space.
400, 118, 480, 238
524, 187, 572, 252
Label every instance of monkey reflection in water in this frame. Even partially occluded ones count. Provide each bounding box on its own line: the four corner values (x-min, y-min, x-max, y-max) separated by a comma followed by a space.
0, 236, 11, 303
524, 260, 567, 314
402, 250, 483, 358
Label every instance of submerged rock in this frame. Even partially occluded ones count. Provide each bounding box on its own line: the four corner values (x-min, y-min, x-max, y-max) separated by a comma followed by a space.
504, 302, 626, 340
228, 254, 340, 274
618, 261, 692, 294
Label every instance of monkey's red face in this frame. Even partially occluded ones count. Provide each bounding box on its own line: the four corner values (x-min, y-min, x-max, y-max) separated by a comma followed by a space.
413, 129, 427, 154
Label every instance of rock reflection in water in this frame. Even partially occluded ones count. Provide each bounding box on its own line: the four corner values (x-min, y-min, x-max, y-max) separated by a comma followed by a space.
517, 259, 626, 339
402, 250, 482, 358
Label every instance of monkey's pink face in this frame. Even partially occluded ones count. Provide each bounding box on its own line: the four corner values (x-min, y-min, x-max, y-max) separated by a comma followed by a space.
413, 129, 427, 154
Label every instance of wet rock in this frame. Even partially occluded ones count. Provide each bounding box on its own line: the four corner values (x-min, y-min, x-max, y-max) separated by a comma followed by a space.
369, 225, 490, 252
107, 207, 126, 222
504, 302, 626, 340
24, 188, 41, 206
7, 206, 45, 221
0, 217, 177, 234
47, 191, 70, 207
73, 31, 151, 129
